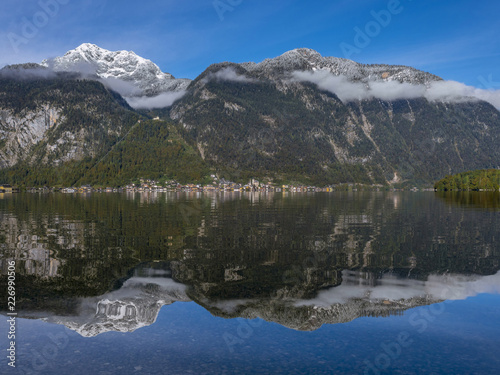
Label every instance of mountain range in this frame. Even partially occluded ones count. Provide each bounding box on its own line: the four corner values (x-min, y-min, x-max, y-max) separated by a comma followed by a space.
1, 44, 499, 187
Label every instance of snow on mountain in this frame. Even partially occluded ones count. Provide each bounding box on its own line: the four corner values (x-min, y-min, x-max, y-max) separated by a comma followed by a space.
242, 48, 442, 85
41, 43, 191, 98
227, 48, 499, 107
52, 277, 191, 337
39, 45, 443, 109
34, 44, 499, 110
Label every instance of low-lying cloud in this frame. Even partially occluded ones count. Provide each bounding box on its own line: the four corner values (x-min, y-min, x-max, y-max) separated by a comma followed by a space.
292, 70, 500, 109
207, 67, 256, 83
295, 270, 500, 307
99, 76, 142, 97
1, 61, 186, 110
124, 91, 187, 109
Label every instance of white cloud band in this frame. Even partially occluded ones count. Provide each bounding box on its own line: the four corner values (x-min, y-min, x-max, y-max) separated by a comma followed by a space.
292, 70, 500, 109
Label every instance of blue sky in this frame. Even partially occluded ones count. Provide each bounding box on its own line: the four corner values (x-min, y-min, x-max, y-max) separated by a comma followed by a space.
0, 0, 499, 88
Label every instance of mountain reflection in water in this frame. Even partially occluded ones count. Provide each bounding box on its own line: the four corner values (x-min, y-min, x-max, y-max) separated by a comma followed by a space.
0, 192, 499, 336
16, 267, 500, 337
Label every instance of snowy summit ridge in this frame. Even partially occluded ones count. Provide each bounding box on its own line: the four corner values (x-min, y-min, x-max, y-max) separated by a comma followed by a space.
240, 47, 442, 85
41, 43, 191, 97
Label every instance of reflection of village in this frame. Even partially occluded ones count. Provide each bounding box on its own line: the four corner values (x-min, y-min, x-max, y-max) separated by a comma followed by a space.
0, 184, 19, 194
43, 178, 338, 193
20, 177, 422, 194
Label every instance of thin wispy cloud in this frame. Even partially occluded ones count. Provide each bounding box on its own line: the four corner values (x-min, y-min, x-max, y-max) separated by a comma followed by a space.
207, 67, 256, 83
0, 60, 185, 109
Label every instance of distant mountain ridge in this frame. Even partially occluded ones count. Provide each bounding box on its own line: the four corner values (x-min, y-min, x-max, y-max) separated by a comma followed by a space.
240, 48, 442, 85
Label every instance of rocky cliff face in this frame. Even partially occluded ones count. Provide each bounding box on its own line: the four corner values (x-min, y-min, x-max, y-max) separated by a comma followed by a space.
56, 277, 191, 337
0, 66, 139, 177
0, 104, 62, 168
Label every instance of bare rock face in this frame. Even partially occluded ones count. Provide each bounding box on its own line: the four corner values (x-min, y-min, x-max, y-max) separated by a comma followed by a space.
46, 277, 191, 337
0, 105, 62, 168
0, 63, 139, 170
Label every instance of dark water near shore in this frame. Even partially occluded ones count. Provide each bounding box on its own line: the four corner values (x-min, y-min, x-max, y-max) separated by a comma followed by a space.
0, 191, 499, 374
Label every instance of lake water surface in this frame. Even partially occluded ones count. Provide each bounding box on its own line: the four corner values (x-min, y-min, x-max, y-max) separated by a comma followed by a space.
1, 192, 499, 374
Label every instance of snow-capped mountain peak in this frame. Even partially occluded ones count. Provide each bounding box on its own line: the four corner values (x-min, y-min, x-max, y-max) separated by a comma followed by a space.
41, 43, 190, 96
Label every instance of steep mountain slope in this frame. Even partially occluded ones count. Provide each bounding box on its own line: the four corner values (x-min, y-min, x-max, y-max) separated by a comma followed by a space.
42, 43, 191, 96
170, 49, 500, 185
75, 118, 208, 186
0, 64, 205, 186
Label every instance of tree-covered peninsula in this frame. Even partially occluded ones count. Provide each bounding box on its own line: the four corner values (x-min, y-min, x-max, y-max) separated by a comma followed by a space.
434, 169, 500, 191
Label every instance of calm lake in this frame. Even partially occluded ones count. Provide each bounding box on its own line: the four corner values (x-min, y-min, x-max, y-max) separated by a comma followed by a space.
1, 191, 499, 374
